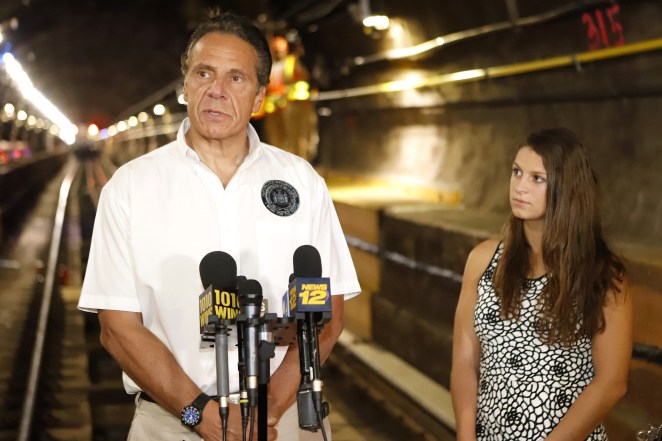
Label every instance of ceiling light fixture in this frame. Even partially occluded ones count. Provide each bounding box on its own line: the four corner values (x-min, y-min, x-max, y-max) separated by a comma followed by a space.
359, 0, 390, 31
1, 52, 76, 144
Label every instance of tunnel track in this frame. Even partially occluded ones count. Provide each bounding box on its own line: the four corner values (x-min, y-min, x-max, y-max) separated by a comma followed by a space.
0, 156, 125, 441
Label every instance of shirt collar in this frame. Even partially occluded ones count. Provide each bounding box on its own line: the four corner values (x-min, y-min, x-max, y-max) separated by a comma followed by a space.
175, 117, 263, 166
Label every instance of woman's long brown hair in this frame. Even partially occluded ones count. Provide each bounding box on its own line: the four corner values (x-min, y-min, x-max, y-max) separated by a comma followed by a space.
493, 128, 626, 345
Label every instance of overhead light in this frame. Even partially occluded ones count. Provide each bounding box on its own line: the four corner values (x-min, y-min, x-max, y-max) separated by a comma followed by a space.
153, 104, 166, 116
386, 37, 445, 60
1, 52, 76, 144
87, 124, 99, 137
3, 103, 15, 117
363, 15, 390, 30
360, 0, 390, 31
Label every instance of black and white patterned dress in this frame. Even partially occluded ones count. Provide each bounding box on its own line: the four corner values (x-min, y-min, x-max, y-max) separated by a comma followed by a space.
474, 244, 607, 440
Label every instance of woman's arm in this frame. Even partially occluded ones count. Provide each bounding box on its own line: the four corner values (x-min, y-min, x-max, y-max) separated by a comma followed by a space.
546, 279, 633, 441
451, 240, 499, 441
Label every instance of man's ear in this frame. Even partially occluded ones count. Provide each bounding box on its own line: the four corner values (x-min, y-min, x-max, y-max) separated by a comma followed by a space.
252, 86, 267, 114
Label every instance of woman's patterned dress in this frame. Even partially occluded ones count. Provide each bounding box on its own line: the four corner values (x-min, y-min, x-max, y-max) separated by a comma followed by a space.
473, 244, 607, 440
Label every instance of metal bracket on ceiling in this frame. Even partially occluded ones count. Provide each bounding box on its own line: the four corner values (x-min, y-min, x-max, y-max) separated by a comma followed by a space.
505, 0, 520, 31
571, 54, 583, 72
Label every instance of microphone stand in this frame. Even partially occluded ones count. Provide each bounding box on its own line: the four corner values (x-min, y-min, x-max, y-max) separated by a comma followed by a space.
257, 314, 276, 441
307, 312, 328, 439
296, 316, 317, 430
238, 285, 263, 441
236, 320, 249, 441
295, 310, 331, 438
206, 315, 232, 441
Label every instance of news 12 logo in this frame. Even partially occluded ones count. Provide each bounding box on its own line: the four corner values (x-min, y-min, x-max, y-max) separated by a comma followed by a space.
288, 278, 332, 314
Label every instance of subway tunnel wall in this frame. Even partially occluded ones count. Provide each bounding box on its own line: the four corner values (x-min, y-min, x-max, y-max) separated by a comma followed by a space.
300, 0, 662, 435
311, 0, 662, 243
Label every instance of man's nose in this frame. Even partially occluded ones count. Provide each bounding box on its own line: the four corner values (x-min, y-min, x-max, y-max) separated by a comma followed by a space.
207, 79, 226, 99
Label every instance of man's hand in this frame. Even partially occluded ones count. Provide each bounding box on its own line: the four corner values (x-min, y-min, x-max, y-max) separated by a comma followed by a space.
196, 401, 278, 441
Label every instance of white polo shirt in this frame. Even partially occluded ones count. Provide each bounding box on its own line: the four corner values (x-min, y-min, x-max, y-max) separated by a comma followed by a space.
78, 119, 360, 395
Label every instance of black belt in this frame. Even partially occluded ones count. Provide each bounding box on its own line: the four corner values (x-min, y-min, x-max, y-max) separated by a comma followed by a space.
139, 392, 157, 403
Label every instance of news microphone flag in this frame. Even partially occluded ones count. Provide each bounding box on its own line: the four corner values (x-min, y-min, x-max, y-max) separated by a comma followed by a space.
286, 278, 332, 317
199, 286, 241, 334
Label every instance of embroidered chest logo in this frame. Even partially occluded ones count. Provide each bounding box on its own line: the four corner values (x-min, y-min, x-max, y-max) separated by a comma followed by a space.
261, 180, 300, 216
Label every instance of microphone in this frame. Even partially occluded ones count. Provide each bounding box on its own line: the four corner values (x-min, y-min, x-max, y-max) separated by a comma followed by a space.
294, 245, 322, 278
287, 245, 332, 318
288, 245, 331, 433
199, 251, 236, 290
198, 251, 238, 437
238, 278, 263, 409
234, 277, 251, 438
199, 252, 240, 344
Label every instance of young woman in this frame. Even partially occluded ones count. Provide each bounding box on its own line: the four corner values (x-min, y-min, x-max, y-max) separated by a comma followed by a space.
451, 128, 632, 440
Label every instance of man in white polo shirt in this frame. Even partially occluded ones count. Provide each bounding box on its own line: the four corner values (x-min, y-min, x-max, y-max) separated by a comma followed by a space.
78, 11, 360, 441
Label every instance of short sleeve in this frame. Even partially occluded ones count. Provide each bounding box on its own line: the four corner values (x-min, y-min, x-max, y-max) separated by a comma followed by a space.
311, 175, 361, 299
78, 173, 141, 312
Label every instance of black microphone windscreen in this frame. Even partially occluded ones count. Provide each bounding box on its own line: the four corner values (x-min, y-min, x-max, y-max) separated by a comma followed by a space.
199, 251, 237, 289
293, 245, 322, 278
238, 279, 263, 307
238, 278, 263, 297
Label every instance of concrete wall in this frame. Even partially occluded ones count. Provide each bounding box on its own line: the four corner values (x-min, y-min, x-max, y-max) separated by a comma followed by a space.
310, 0, 662, 244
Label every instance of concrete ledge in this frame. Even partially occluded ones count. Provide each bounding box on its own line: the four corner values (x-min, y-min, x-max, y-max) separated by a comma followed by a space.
335, 329, 455, 433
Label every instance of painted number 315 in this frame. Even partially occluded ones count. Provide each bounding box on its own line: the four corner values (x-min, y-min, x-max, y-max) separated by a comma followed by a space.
582, 4, 625, 50
300, 290, 327, 305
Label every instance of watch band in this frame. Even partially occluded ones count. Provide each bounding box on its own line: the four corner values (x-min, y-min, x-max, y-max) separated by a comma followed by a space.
191, 392, 212, 412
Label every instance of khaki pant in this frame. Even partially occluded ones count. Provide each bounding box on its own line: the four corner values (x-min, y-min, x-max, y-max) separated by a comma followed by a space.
127, 394, 332, 441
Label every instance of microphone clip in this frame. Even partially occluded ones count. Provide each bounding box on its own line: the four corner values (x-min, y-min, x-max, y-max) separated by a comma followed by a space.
296, 381, 329, 432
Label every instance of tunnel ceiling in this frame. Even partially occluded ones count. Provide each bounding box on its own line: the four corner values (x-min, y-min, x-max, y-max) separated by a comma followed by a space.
0, 0, 360, 127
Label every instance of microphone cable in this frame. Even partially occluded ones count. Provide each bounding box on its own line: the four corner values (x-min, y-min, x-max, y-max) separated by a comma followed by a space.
248, 405, 256, 441
220, 392, 229, 441
310, 315, 329, 441
316, 407, 329, 441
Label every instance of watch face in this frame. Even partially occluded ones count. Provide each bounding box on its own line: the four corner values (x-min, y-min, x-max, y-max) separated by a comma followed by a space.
181, 406, 201, 427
